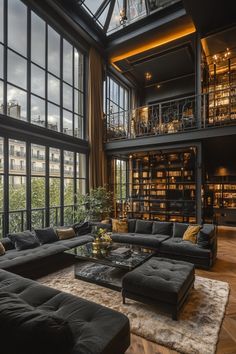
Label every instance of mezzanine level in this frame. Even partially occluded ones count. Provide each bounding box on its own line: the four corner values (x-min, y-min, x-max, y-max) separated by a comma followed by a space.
105, 86, 236, 151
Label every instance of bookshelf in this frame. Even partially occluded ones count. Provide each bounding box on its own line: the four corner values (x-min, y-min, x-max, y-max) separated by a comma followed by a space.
127, 148, 197, 223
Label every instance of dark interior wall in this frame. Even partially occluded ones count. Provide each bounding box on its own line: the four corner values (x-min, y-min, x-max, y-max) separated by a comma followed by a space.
203, 136, 236, 178
141, 74, 195, 105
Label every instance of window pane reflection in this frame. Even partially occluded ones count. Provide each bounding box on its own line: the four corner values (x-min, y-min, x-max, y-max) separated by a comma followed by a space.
31, 64, 45, 97
31, 144, 46, 176
63, 110, 73, 136
0, 80, 3, 109
9, 139, 26, 174
48, 26, 60, 77
8, 0, 27, 56
49, 148, 60, 177
48, 74, 60, 104
64, 151, 74, 177
31, 12, 46, 68
63, 83, 73, 111
63, 40, 73, 84
0, 44, 3, 79
74, 89, 83, 115
74, 49, 83, 91
0, 0, 3, 43
7, 85, 27, 120
74, 115, 83, 139
31, 95, 45, 127
48, 103, 60, 132
8, 50, 27, 89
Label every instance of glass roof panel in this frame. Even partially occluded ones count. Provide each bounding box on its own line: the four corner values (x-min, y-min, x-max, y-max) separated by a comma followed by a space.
78, 0, 181, 35
81, 0, 104, 15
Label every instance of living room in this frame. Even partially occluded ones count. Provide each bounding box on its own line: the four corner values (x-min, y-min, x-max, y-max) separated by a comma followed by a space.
0, 0, 235, 353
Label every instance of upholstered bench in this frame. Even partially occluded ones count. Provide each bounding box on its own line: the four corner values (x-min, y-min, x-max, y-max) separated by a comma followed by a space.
122, 257, 195, 320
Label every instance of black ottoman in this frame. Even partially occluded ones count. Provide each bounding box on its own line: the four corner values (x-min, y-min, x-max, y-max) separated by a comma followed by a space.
122, 257, 195, 320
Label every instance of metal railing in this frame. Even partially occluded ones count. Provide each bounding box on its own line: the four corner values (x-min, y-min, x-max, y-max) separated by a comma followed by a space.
105, 86, 236, 141
0, 205, 77, 237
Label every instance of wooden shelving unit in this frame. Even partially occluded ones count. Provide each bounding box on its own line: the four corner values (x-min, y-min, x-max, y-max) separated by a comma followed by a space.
127, 148, 197, 223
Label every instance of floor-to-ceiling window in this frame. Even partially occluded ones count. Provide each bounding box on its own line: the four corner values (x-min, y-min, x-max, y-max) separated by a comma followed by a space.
105, 76, 129, 139
0, 0, 88, 236
0, 0, 85, 138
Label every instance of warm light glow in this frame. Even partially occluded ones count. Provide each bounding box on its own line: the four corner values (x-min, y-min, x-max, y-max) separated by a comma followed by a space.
110, 23, 196, 70
145, 72, 152, 80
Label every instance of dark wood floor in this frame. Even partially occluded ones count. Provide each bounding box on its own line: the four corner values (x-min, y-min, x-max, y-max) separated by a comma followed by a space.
126, 227, 236, 354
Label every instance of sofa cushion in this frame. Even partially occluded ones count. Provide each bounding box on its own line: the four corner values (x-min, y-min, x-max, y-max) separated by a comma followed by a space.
56, 228, 76, 240
111, 233, 169, 248
152, 221, 173, 236
135, 220, 153, 234
128, 219, 136, 233
8, 231, 40, 251
183, 225, 201, 244
0, 242, 5, 256
73, 221, 92, 235
159, 238, 211, 259
173, 223, 189, 238
0, 237, 15, 251
197, 224, 215, 248
0, 292, 74, 354
34, 227, 58, 244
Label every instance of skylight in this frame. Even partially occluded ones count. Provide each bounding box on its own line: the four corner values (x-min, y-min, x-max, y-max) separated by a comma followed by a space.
78, 0, 181, 35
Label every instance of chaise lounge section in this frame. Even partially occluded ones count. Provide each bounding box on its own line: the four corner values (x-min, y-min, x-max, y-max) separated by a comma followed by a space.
0, 268, 130, 354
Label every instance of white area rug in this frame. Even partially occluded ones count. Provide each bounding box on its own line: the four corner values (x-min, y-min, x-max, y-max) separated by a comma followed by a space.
39, 267, 229, 354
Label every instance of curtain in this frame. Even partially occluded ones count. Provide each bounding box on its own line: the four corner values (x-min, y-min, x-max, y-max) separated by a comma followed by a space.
88, 47, 107, 189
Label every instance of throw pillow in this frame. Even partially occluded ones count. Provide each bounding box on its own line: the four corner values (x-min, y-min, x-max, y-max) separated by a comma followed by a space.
152, 221, 173, 236
0, 242, 5, 256
0, 237, 15, 251
72, 221, 92, 235
8, 231, 40, 251
34, 227, 58, 244
197, 224, 215, 248
112, 219, 128, 233
0, 292, 74, 354
173, 222, 189, 238
135, 219, 153, 234
56, 228, 76, 240
128, 219, 136, 233
183, 225, 202, 244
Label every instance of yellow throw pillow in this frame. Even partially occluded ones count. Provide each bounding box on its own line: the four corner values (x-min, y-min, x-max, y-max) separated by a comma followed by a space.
0, 242, 5, 256
56, 228, 76, 240
112, 219, 128, 233
183, 225, 201, 244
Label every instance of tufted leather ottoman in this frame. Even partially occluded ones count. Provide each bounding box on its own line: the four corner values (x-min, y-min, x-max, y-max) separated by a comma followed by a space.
122, 257, 195, 320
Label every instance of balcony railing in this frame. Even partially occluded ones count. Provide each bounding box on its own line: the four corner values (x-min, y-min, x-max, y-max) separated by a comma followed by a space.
105, 86, 236, 141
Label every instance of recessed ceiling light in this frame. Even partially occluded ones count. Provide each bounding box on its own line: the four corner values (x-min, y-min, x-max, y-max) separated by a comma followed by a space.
145, 72, 152, 80
157, 84, 161, 89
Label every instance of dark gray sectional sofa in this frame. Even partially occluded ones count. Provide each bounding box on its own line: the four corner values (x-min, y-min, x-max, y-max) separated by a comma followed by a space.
0, 269, 130, 354
0, 234, 94, 271
111, 219, 217, 269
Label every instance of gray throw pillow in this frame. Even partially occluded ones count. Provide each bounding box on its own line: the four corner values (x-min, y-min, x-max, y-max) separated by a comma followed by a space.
34, 227, 58, 244
135, 220, 153, 234
173, 223, 189, 238
8, 231, 40, 251
152, 221, 173, 236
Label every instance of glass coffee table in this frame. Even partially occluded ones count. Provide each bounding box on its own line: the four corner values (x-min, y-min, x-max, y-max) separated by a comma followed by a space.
65, 242, 156, 291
